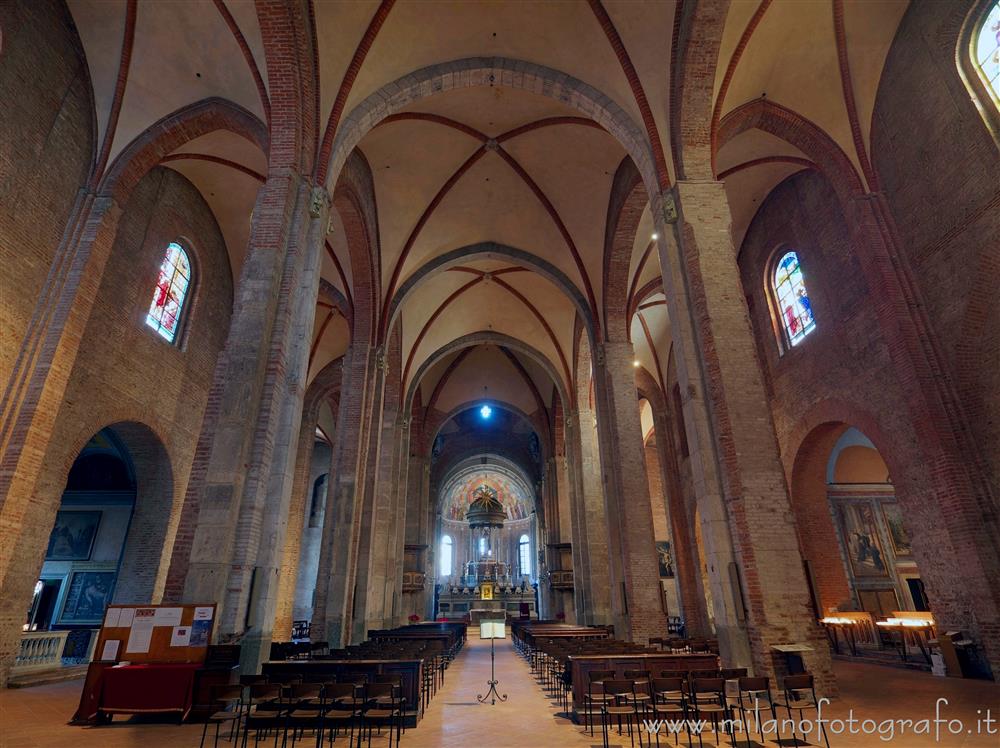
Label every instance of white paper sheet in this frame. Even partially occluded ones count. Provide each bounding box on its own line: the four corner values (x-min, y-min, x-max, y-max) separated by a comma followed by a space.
118, 608, 135, 628
125, 625, 153, 654
154, 607, 183, 627
170, 626, 191, 647
193, 606, 214, 621
104, 608, 121, 628
100, 639, 120, 661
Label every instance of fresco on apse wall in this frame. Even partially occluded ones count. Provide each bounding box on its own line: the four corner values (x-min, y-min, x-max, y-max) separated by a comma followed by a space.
442, 471, 531, 521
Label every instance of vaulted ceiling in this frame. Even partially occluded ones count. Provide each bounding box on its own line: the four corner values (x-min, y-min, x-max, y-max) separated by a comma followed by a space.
65, 0, 911, 423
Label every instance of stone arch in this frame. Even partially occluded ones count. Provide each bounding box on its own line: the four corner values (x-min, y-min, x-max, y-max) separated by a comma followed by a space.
387, 242, 597, 347
325, 57, 658, 199
603, 158, 647, 341
404, 331, 571, 416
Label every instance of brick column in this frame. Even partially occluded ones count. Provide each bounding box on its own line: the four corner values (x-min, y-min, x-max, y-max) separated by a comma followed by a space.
592, 342, 669, 642
653, 182, 832, 690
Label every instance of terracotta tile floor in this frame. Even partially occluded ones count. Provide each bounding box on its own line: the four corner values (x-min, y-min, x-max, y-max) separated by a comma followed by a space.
1, 636, 999, 748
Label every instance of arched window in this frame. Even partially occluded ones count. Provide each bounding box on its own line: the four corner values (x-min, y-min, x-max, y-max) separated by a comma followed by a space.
771, 250, 816, 349
440, 535, 453, 577
478, 536, 487, 557
974, 2, 1000, 103
146, 241, 192, 343
518, 534, 531, 577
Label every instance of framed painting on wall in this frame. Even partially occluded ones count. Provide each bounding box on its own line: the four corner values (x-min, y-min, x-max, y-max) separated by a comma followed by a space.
881, 503, 912, 557
656, 541, 675, 578
45, 510, 101, 561
838, 502, 889, 578
58, 570, 115, 625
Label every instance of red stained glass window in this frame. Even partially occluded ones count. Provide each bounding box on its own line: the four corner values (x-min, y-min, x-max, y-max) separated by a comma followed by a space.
145, 242, 191, 343
772, 251, 816, 349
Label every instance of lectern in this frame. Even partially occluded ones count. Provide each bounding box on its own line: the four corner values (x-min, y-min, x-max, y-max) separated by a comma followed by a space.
477, 620, 507, 705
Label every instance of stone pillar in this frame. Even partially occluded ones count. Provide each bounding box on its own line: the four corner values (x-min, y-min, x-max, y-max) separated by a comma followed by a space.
653, 182, 832, 689
312, 344, 378, 647
649, 404, 709, 636
592, 342, 669, 643
273, 409, 319, 641
167, 173, 328, 672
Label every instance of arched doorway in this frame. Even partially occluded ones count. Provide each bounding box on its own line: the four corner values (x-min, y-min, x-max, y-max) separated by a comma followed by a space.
791, 424, 926, 618
25, 423, 172, 664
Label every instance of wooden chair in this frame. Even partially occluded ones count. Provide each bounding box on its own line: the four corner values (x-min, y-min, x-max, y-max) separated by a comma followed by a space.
200, 684, 244, 748
585, 669, 617, 737
733, 676, 776, 748
600, 679, 644, 748
649, 677, 687, 747
623, 669, 653, 714
360, 683, 404, 748
241, 685, 289, 748
688, 677, 735, 748
319, 683, 359, 746
775, 674, 829, 748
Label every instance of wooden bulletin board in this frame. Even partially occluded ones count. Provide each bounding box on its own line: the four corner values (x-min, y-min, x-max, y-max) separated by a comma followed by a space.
94, 603, 217, 665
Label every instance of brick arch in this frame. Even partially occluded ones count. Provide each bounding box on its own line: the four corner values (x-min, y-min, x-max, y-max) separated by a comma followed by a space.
603, 158, 646, 341
716, 99, 865, 204
405, 331, 570, 416
387, 242, 596, 347
98, 97, 267, 203
324, 57, 659, 199
303, 356, 345, 424
332, 150, 380, 346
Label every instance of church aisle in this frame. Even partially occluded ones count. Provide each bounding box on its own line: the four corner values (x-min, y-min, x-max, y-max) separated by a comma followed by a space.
405, 633, 602, 748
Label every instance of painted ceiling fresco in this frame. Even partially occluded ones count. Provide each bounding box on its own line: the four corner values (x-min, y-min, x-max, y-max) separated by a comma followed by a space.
441, 469, 532, 522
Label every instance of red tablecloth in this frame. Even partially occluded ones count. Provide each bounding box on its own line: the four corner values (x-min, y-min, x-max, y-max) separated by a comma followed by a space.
99, 663, 200, 718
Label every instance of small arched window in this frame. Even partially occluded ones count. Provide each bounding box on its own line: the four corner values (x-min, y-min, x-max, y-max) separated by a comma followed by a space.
440, 535, 453, 577
771, 250, 816, 349
974, 2, 1000, 104
146, 241, 192, 343
518, 534, 531, 577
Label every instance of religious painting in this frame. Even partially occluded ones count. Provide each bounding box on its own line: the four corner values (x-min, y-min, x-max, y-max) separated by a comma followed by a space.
45, 511, 101, 561
58, 570, 115, 624
881, 503, 912, 557
838, 502, 888, 578
480, 582, 494, 601
655, 541, 674, 578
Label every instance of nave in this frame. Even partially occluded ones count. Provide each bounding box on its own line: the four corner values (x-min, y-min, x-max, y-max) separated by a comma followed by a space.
2, 632, 999, 748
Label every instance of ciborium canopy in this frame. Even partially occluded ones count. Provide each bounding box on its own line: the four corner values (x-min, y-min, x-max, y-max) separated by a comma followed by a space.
465, 484, 506, 529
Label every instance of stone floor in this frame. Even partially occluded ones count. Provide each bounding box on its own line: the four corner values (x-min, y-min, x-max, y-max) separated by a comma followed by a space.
1, 636, 998, 747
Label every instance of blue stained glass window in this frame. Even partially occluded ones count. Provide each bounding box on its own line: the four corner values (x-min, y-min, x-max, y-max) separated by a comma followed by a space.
146, 242, 191, 343
976, 2, 1000, 101
773, 251, 816, 348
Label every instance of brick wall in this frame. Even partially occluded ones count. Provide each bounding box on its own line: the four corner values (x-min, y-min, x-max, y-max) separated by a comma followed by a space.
0, 0, 93, 390
871, 0, 1000, 508
27, 166, 232, 605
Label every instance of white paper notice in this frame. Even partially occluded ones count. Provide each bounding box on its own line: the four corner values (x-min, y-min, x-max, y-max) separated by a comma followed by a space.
154, 607, 183, 627
100, 639, 120, 661
170, 626, 191, 647
126, 608, 156, 653
193, 606, 214, 621
104, 608, 121, 628
118, 608, 135, 628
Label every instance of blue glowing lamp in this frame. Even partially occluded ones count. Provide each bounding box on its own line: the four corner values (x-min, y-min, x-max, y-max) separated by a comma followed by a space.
480, 404, 492, 419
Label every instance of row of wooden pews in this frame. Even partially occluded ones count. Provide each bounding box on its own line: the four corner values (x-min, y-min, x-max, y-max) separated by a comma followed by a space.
513, 622, 717, 723
263, 623, 465, 724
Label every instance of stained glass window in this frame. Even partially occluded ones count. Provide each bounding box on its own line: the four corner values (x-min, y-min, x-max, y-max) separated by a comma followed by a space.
440, 535, 453, 577
145, 242, 191, 343
772, 251, 816, 348
976, 2, 1000, 102
518, 534, 531, 577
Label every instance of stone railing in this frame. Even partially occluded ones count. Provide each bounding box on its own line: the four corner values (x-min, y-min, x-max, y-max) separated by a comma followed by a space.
12, 630, 70, 674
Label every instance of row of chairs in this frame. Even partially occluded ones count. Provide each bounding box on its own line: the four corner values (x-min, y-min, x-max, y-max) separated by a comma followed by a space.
582, 668, 830, 748
200, 677, 406, 748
